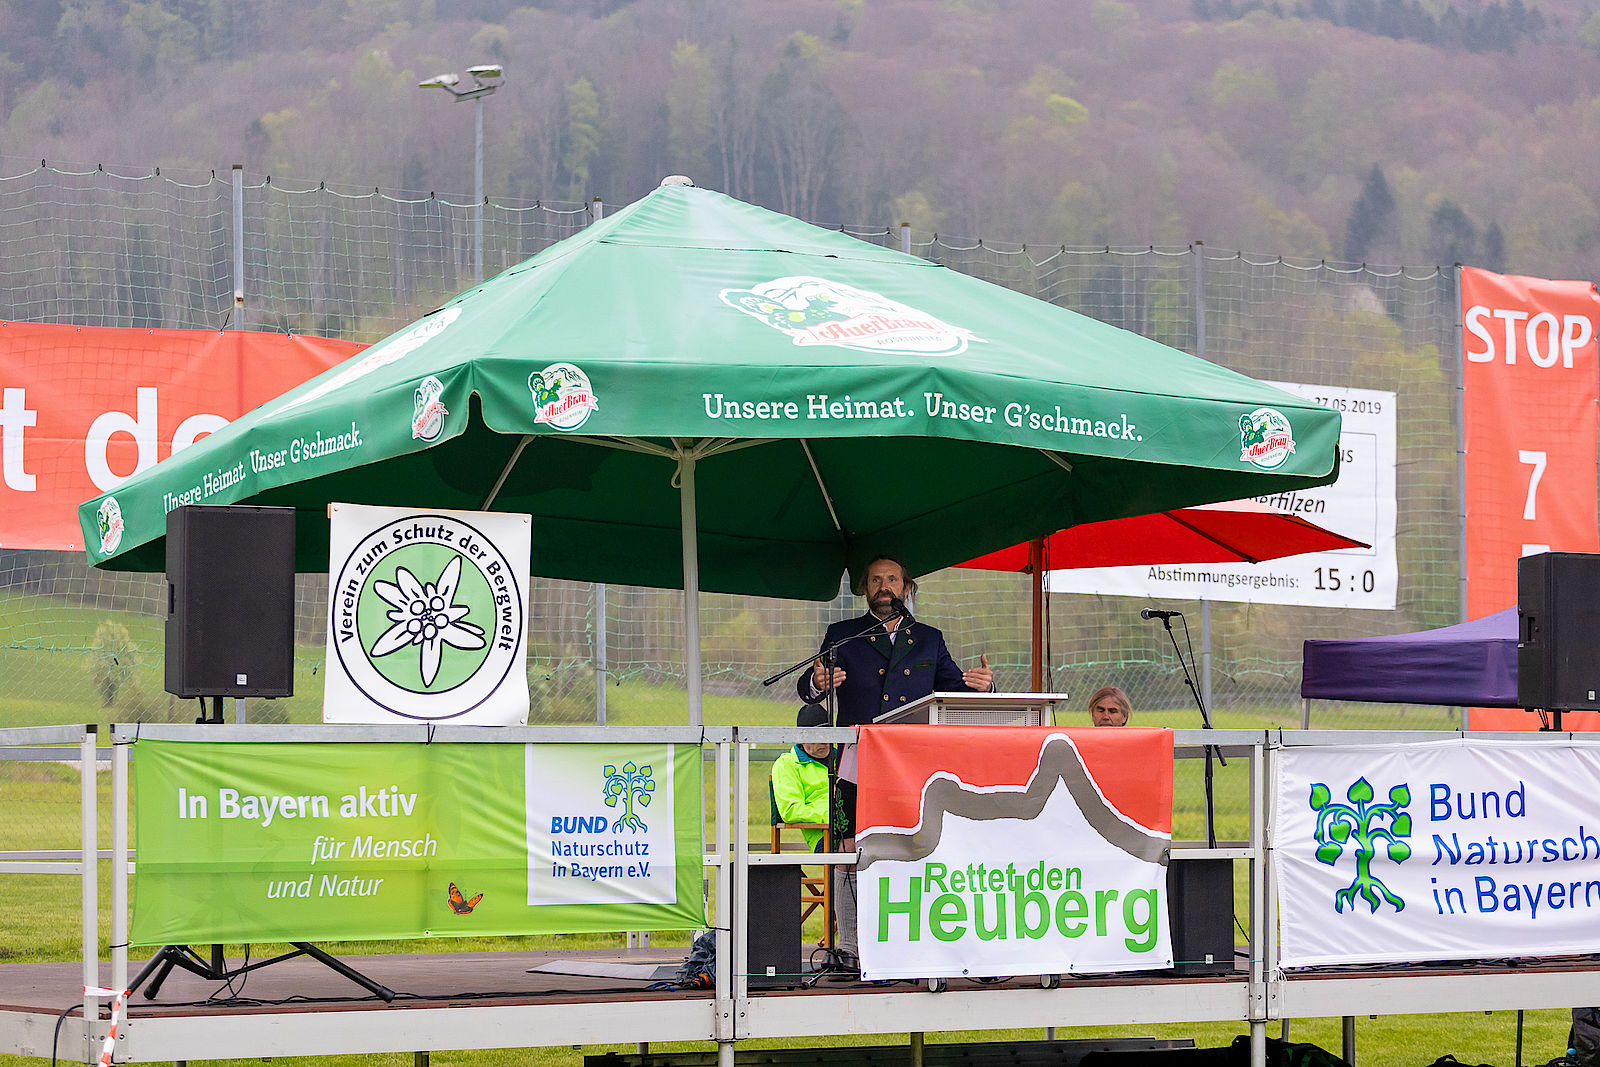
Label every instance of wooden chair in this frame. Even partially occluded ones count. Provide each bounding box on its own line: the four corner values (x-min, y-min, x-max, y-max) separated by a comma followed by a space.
768, 778, 833, 944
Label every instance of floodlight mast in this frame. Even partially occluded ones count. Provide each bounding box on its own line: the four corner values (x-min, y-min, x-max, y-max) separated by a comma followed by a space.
418, 65, 505, 284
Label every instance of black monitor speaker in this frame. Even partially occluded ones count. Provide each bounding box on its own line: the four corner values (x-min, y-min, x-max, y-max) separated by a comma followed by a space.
745, 865, 802, 989
1518, 552, 1600, 712
1167, 858, 1234, 975
165, 505, 296, 698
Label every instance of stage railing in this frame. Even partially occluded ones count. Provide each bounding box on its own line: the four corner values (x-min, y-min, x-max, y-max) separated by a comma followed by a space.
52, 725, 1600, 1066
87, 723, 1271, 1064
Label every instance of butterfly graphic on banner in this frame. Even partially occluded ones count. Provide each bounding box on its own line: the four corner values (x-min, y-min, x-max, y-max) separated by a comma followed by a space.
447, 882, 483, 915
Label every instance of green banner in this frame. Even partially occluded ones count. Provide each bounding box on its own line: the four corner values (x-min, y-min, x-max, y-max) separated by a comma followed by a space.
132, 740, 704, 945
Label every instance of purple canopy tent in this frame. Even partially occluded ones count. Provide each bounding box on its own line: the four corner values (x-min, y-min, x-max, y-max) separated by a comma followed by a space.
1300, 608, 1518, 707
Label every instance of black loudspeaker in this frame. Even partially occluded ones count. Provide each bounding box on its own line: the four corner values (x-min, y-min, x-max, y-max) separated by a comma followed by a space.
1167, 859, 1234, 975
1518, 552, 1600, 712
746, 865, 802, 989
165, 505, 296, 698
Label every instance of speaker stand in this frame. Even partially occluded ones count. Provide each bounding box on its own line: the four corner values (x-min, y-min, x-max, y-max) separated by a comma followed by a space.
195, 695, 225, 725
129, 942, 396, 1002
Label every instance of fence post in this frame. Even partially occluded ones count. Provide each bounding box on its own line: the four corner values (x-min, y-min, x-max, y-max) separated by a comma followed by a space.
1453, 264, 1467, 623
231, 164, 245, 331
1452, 263, 1470, 731
595, 583, 607, 725
591, 195, 607, 726
1193, 244, 1215, 713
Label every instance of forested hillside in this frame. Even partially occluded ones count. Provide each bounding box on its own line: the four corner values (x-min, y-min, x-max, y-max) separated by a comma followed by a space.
4, 0, 1600, 278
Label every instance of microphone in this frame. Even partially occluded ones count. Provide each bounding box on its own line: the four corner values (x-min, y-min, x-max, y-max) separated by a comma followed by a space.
889, 596, 914, 621
1141, 608, 1183, 621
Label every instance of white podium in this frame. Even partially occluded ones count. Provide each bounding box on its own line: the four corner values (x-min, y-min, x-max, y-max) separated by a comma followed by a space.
872, 691, 1070, 727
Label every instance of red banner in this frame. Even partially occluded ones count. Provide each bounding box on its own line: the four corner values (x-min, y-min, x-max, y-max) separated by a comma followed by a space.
857, 725, 1172, 835
1460, 267, 1600, 729
0, 323, 362, 551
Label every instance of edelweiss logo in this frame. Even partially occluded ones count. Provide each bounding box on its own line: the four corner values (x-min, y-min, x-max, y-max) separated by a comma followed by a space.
1310, 776, 1412, 913
719, 275, 982, 356
412, 376, 448, 441
603, 761, 654, 832
97, 497, 124, 555
331, 512, 523, 720
1239, 407, 1296, 469
530, 363, 598, 431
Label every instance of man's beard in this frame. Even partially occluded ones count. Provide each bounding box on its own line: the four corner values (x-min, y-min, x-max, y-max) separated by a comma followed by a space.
870, 593, 896, 618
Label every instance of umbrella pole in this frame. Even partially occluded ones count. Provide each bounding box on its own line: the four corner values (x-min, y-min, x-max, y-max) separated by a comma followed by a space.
679, 446, 703, 727
1029, 537, 1044, 693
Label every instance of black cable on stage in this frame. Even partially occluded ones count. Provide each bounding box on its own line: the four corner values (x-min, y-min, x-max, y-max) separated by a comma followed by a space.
49, 1001, 82, 1067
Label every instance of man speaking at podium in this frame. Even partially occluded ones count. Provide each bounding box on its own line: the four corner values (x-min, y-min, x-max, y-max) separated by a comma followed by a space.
797, 554, 994, 725
795, 553, 993, 975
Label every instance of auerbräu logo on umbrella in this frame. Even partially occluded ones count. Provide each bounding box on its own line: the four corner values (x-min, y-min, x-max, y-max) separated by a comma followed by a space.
529, 363, 599, 430
1239, 407, 1297, 469
97, 496, 123, 554
411, 376, 448, 442
719, 275, 983, 356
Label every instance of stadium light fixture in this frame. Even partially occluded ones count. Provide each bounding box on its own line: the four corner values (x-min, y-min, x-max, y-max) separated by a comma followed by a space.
419, 64, 508, 284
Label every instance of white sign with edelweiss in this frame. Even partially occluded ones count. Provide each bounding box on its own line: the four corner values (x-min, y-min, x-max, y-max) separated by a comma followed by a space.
324, 502, 531, 725
1047, 381, 1398, 610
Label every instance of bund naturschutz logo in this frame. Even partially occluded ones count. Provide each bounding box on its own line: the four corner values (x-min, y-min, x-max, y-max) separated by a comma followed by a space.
1309, 776, 1413, 913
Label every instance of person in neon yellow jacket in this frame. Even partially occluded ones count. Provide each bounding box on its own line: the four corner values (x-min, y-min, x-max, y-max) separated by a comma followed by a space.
771, 702, 833, 852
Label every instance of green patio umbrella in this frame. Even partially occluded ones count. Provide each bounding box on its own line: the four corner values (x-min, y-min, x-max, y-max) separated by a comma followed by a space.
81, 180, 1341, 722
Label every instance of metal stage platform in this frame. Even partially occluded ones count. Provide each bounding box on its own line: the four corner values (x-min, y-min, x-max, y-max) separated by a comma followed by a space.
0, 943, 1247, 1062
7, 945, 1600, 1064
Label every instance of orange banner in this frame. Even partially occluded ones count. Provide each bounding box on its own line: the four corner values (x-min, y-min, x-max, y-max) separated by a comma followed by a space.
856, 725, 1172, 835
1460, 267, 1600, 729
0, 323, 362, 551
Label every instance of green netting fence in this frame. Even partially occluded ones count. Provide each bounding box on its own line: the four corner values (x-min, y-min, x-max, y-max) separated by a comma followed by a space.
0, 158, 1471, 731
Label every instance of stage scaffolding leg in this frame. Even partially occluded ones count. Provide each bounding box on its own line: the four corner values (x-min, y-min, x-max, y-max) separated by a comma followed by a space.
80, 727, 97, 1067
714, 735, 733, 1067
1250, 1021, 1266, 1067
1343, 1016, 1356, 1065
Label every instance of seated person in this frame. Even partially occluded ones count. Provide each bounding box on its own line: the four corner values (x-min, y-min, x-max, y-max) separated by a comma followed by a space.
771, 703, 833, 851
1088, 685, 1132, 727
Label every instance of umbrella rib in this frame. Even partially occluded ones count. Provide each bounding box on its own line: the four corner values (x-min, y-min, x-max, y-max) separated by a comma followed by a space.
1039, 451, 1075, 473
566, 436, 677, 459
1166, 513, 1261, 563
482, 434, 533, 510
801, 440, 844, 535
697, 437, 776, 460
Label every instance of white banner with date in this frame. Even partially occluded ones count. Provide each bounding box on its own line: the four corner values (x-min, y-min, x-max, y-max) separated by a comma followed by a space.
1048, 381, 1396, 609
1273, 739, 1600, 967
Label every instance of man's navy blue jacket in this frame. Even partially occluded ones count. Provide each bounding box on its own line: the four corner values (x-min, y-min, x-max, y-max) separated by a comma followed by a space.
797, 612, 981, 727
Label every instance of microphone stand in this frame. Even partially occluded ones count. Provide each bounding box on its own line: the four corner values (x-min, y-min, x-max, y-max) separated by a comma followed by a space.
1153, 613, 1223, 849
764, 609, 905, 958
761, 610, 906, 707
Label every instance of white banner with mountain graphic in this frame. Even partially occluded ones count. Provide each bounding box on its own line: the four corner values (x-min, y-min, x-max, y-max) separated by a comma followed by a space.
855, 725, 1174, 981
1273, 739, 1600, 967
324, 502, 530, 725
